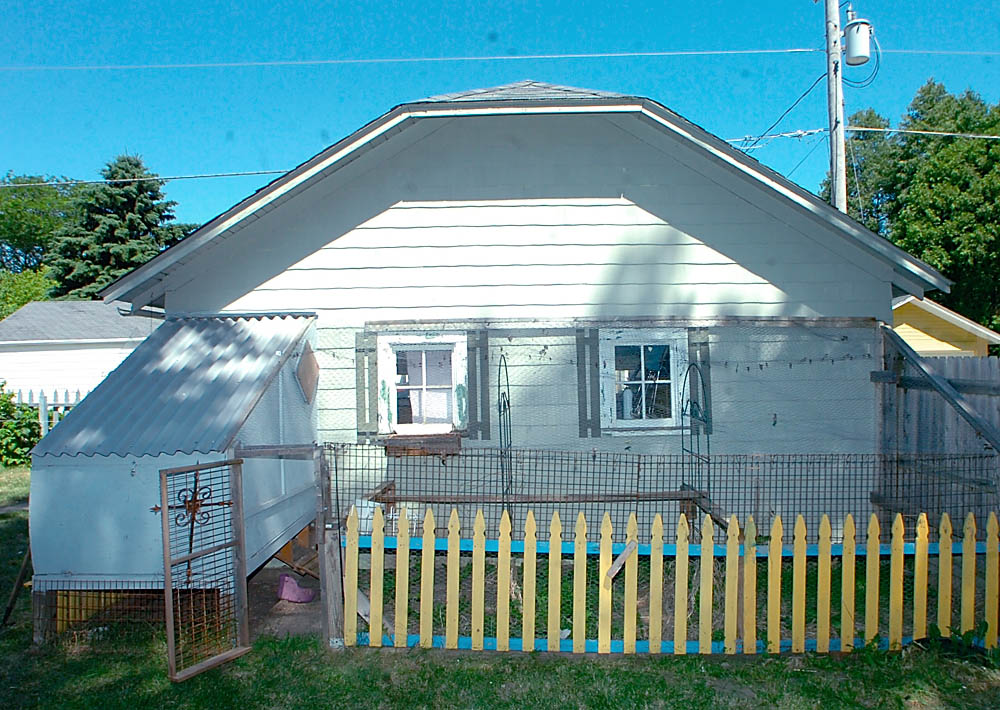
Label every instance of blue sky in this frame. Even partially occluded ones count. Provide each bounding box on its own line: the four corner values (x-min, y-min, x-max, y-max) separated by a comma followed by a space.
2, 0, 998, 225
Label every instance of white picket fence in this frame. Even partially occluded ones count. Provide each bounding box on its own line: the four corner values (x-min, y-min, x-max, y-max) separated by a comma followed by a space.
15, 389, 84, 435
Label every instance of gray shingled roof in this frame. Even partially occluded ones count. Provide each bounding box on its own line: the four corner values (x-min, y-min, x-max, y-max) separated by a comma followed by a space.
32, 313, 314, 458
0, 301, 157, 342
420, 80, 632, 103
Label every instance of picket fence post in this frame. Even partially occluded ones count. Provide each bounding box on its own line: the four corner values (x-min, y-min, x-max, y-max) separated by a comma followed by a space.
674, 514, 689, 655
419, 508, 435, 648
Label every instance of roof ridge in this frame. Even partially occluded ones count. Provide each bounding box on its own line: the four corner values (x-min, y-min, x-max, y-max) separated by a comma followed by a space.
419, 79, 629, 103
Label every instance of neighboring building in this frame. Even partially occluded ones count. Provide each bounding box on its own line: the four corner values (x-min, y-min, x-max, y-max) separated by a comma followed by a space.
892, 295, 1000, 357
0, 300, 157, 396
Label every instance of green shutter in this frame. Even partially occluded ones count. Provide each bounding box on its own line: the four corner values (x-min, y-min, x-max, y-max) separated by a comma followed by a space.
575, 328, 601, 438
355, 332, 379, 440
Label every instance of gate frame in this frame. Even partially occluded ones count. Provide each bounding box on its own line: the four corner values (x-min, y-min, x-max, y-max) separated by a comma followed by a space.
160, 458, 251, 682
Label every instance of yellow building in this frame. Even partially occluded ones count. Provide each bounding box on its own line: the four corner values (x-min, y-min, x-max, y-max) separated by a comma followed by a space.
892, 296, 1000, 356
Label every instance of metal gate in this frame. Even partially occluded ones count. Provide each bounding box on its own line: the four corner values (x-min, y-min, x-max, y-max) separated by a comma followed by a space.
159, 459, 250, 682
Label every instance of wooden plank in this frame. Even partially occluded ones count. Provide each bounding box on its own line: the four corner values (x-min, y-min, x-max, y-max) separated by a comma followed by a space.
938, 514, 954, 638
344, 507, 359, 647
865, 515, 880, 646
445, 509, 460, 650
624, 514, 638, 655
394, 506, 409, 648
791, 515, 806, 653
743, 516, 757, 655
160, 470, 177, 678
889, 514, 904, 650
230, 462, 250, 649
471, 510, 486, 651
523, 511, 537, 653
573, 513, 587, 654
961, 513, 977, 634
598, 513, 613, 654
369, 506, 384, 647
986, 512, 999, 650
548, 512, 562, 652
649, 514, 664, 655
724, 516, 739, 655
882, 327, 1000, 451
497, 511, 511, 652
419, 508, 435, 648
674, 514, 689, 655
913, 513, 929, 641
699, 514, 714, 655
767, 516, 783, 654
817, 515, 831, 654
373, 490, 705, 505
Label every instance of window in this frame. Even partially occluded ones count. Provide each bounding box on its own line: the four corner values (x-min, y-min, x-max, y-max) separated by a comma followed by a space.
599, 329, 686, 431
377, 333, 467, 434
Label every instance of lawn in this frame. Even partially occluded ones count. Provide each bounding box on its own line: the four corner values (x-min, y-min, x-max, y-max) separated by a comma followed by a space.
2, 483, 999, 708
0, 465, 29, 508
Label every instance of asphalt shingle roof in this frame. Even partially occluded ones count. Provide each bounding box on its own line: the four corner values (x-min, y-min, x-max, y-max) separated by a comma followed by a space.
420, 80, 633, 103
0, 301, 157, 342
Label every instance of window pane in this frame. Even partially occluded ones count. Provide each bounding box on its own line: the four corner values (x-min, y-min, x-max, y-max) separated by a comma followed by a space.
616, 382, 642, 420
396, 351, 424, 386
645, 345, 670, 381
425, 350, 452, 387
615, 346, 641, 383
411, 388, 453, 424
645, 383, 671, 419
396, 351, 409, 386
396, 390, 413, 424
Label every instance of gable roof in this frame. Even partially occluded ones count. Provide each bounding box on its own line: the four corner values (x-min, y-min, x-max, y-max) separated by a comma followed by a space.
101, 80, 951, 308
32, 313, 314, 458
892, 296, 1000, 344
0, 300, 157, 343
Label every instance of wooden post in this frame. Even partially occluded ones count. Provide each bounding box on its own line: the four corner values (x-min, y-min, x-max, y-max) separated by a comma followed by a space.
318, 453, 345, 650
229, 461, 250, 649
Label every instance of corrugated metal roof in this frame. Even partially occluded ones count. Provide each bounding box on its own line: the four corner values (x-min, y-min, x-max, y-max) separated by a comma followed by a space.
421, 80, 630, 103
32, 313, 314, 458
0, 301, 158, 342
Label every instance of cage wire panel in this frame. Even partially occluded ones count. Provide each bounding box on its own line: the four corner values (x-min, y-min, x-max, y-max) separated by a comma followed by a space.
160, 460, 250, 682
325, 444, 999, 544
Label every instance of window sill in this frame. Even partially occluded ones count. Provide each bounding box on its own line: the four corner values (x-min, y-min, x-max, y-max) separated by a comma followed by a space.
382, 432, 463, 457
604, 425, 685, 437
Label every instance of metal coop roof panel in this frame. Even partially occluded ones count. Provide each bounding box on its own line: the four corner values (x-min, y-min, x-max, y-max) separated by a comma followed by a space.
32, 313, 314, 458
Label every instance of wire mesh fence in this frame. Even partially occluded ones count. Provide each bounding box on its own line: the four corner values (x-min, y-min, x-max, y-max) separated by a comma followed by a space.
31, 577, 166, 643
161, 459, 249, 680
325, 443, 1000, 544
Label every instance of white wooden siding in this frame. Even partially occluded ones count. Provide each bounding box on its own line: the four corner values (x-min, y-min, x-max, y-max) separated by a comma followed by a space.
163, 113, 896, 324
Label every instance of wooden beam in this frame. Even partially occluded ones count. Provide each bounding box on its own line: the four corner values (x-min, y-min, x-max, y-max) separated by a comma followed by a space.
882, 326, 1000, 452
234, 444, 319, 460
871, 370, 1000, 396
368, 490, 706, 505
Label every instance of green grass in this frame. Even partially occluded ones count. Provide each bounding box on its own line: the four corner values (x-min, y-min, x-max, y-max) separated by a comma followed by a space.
2, 510, 999, 708
0, 465, 29, 508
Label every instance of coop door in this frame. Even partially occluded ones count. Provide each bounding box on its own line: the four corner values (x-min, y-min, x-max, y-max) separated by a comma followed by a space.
159, 459, 250, 682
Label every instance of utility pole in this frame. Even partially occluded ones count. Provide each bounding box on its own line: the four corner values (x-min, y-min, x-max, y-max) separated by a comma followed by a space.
824, 0, 848, 213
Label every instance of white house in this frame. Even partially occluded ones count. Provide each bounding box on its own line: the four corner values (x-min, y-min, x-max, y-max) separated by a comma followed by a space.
0, 300, 157, 397
30, 81, 954, 619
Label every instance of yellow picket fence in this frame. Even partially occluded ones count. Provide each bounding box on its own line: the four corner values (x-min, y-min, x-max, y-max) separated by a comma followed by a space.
342, 507, 1000, 654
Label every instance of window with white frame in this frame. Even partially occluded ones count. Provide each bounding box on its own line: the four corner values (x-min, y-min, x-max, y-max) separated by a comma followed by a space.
599, 329, 686, 431
376, 333, 468, 435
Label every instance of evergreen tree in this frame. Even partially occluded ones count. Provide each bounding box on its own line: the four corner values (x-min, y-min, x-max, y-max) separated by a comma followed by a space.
46, 156, 195, 299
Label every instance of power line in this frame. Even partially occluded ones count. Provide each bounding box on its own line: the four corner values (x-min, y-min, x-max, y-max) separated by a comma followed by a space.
743, 73, 827, 151
847, 126, 1000, 140
0, 48, 824, 72
0, 170, 290, 189
726, 128, 825, 149
787, 134, 829, 178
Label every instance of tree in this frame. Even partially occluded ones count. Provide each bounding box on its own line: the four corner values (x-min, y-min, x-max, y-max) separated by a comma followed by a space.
0, 172, 75, 272
0, 268, 50, 320
46, 156, 196, 299
823, 80, 1000, 330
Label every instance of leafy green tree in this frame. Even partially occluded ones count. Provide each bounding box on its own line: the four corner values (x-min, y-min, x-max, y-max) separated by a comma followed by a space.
0, 172, 75, 272
0, 267, 50, 320
46, 156, 195, 299
824, 80, 1000, 330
